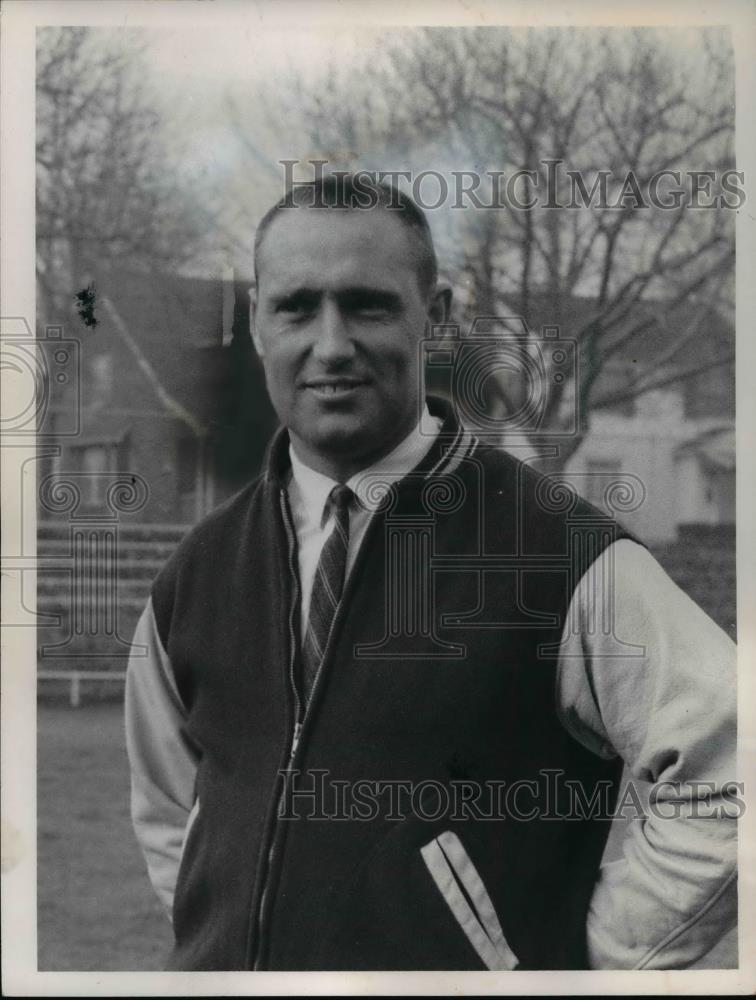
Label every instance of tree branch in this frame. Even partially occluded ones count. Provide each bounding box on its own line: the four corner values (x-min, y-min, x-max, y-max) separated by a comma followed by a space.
591, 352, 733, 410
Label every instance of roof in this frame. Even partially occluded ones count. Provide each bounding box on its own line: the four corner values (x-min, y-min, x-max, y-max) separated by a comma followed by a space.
502, 290, 733, 368
498, 290, 734, 412
676, 425, 735, 471
73, 265, 227, 426
65, 265, 277, 484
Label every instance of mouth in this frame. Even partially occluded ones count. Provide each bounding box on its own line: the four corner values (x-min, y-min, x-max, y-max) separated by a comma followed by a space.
303, 378, 370, 399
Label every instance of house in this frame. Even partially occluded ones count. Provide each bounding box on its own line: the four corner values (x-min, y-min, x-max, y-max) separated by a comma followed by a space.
39, 265, 277, 525
563, 299, 734, 545
439, 291, 735, 545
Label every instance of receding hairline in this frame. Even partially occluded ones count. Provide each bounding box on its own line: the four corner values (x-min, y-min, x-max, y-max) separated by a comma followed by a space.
253, 186, 438, 299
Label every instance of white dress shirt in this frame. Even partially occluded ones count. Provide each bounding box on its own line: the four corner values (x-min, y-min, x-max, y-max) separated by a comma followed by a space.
288, 405, 445, 640
285, 405, 738, 970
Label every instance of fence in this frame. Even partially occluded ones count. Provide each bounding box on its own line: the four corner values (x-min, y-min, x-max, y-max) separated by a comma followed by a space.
38, 669, 127, 707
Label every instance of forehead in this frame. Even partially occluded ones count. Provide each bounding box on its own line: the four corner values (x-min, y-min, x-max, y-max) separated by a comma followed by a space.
255, 207, 423, 296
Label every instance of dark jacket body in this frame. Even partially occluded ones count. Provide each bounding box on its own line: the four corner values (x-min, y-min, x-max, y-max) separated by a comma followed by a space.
151, 401, 629, 970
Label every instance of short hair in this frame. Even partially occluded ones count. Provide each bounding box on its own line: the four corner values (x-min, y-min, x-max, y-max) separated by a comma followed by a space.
253, 174, 439, 299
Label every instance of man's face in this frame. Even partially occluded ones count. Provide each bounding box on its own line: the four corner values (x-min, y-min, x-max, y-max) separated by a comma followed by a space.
251, 207, 449, 477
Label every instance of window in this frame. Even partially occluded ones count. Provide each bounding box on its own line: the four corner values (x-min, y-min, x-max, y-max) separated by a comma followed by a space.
68, 438, 127, 506
176, 435, 198, 497
89, 353, 114, 408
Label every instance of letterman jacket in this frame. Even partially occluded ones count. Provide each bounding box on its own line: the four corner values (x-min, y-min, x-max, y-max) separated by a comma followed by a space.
125, 398, 737, 970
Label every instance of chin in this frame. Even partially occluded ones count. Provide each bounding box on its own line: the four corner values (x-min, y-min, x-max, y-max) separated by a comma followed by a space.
290, 402, 413, 467
299, 419, 391, 466
308, 425, 373, 457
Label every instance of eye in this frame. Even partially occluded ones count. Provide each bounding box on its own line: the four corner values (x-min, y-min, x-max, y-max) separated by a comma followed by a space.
276, 292, 318, 317
344, 291, 398, 317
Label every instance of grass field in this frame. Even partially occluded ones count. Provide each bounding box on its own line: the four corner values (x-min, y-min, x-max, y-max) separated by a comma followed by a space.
38, 702, 172, 971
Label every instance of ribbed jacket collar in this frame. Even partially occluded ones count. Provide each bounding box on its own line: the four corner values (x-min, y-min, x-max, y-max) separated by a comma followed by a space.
262, 396, 477, 494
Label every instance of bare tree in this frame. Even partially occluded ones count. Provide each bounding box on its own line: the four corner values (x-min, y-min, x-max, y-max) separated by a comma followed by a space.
36, 27, 220, 442
36, 27, 216, 321
229, 26, 735, 464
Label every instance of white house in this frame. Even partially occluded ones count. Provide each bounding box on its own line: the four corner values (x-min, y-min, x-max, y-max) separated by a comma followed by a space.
568, 387, 734, 544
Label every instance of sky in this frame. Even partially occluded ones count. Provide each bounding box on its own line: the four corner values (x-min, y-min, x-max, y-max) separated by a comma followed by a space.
57, 23, 734, 279
135, 25, 397, 267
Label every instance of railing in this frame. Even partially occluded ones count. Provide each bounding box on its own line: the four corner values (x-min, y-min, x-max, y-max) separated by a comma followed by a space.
38, 669, 126, 708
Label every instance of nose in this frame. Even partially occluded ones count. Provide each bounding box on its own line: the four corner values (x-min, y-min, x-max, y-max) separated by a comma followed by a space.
311, 299, 356, 366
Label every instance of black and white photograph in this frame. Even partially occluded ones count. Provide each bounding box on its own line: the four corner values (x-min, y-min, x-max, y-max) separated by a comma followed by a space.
1, 0, 754, 994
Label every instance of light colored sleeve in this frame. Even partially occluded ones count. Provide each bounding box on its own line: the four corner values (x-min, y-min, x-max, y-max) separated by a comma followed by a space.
124, 598, 200, 920
556, 538, 738, 970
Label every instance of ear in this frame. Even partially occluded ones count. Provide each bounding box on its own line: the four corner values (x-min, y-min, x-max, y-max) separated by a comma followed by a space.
248, 284, 264, 357
427, 281, 452, 327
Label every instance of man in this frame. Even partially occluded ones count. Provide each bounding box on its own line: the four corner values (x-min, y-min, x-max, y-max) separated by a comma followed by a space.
125, 177, 737, 971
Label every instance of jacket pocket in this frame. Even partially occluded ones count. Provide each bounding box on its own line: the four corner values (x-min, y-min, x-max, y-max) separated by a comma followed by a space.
420, 830, 519, 971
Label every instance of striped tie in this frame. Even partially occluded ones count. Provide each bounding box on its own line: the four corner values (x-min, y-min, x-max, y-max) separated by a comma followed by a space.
302, 484, 354, 703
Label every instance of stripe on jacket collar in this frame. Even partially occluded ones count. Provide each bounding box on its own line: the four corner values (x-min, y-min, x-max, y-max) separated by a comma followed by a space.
263, 397, 478, 491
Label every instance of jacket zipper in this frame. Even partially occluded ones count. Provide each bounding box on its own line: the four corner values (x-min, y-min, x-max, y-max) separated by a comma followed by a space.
250, 483, 388, 967
250, 490, 303, 970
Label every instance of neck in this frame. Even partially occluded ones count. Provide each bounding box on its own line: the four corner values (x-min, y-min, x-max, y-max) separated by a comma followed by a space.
290, 422, 419, 484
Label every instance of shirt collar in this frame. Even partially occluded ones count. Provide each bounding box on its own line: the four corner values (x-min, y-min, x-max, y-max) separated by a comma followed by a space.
289, 404, 443, 522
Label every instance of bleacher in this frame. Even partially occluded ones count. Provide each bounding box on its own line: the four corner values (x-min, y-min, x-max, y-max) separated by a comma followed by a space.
36, 520, 191, 703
